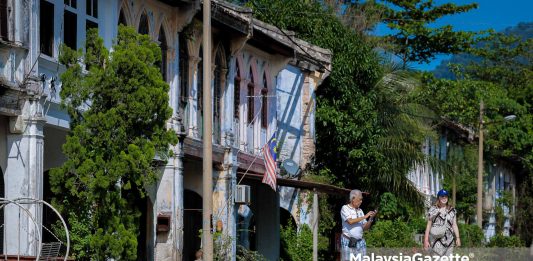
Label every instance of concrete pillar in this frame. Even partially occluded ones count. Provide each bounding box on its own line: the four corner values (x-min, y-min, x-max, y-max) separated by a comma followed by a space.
255, 184, 279, 260
154, 117, 185, 261
174, 131, 185, 261
212, 137, 238, 260
228, 150, 238, 260
4, 86, 46, 256
154, 162, 174, 260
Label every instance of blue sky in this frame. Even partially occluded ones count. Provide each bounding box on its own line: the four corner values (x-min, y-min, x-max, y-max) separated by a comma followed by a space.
374, 0, 533, 71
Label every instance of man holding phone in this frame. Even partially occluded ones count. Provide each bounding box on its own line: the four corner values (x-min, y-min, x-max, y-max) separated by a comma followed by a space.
340, 189, 377, 260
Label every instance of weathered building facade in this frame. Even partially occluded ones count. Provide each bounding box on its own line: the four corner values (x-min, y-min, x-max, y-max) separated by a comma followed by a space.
0, 0, 331, 260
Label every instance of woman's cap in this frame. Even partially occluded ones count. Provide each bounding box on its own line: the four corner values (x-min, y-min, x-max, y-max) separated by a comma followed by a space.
437, 189, 449, 197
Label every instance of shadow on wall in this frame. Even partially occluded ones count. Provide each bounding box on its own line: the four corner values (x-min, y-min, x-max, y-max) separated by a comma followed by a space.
277, 67, 304, 162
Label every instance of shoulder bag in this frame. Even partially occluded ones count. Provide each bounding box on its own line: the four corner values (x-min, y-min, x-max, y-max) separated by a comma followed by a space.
429, 210, 448, 239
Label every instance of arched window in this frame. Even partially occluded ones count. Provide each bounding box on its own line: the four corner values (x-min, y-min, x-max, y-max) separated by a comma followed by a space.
213, 50, 223, 144
118, 9, 127, 26
247, 67, 254, 124
214, 52, 222, 121
198, 46, 203, 114
0, 0, 8, 40
261, 73, 268, 129
197, 46, 204, 137
179, 35, 189, 105
234, 61, 241, 120
158, 26, 167, 81
138, 12, 149, 35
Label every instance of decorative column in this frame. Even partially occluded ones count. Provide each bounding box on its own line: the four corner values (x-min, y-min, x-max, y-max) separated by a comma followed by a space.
174, 115, 186, 261
5, 78, 46, 256
188, 55, 200, 138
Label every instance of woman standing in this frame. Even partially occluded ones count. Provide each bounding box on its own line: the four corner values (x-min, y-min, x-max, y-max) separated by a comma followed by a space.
424, 189, 461, 256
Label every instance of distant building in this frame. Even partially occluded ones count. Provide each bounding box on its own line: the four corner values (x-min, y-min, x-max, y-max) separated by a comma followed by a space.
0, 0, 332, 260
407, 121, 516, 241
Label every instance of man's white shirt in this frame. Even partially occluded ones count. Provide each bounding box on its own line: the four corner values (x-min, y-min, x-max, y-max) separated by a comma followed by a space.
341, 204, 367, 239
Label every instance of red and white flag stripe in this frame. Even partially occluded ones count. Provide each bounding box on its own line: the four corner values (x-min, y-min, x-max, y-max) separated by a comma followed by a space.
262, 142, 277, 191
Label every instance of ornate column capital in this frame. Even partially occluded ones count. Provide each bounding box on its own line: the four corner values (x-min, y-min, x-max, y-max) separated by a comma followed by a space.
189, 55, 201, 66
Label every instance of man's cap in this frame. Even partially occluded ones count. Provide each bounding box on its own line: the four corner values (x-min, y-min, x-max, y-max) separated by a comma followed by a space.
437, 189, 449, 197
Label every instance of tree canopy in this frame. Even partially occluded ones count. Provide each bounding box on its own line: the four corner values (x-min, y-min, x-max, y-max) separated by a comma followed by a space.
378, 0, 478, 65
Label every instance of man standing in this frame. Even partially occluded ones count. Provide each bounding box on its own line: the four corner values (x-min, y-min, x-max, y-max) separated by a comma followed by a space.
340, 189, 376, 260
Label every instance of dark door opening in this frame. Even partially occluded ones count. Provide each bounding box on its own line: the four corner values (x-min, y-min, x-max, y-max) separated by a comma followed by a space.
42, 170, 59, 244
0, 167, 4, 254
183, 190, 202, 261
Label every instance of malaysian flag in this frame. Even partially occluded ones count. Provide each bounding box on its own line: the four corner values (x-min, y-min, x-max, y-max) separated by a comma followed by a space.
262, 133, 278, 191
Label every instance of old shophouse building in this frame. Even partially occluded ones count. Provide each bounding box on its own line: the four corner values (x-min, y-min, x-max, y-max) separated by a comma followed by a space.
0, 0, 331, 260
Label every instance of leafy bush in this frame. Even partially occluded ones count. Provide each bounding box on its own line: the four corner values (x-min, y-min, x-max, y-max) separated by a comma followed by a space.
280, 223, 314, 261
458, 223, 484, 247
236, 245, 267, 261
214, 233, 232, 261
487, 235, 524, 247
214, 233, 267, 261
407, 216, 427, 234
377, 192, 424, 222
365, 220, 419, 247
378, 192, 400, 220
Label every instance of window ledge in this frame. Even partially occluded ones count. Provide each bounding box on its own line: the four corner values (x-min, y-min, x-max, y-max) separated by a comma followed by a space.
0, 39, 27, 49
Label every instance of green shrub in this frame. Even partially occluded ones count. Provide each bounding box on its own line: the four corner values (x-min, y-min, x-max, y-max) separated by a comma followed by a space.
408, 216, 427, 234
365, 220, 419, 247
236, 245, 267, 261
487, 235, 524, 247
280, 223, 313, 261
458, 223, 484, 247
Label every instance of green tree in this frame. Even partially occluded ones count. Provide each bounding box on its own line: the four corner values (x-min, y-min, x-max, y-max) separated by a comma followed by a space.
379, 0, 478, 65
463, 31, 533, 245
465, 32, 532, 105
371, 63, 440, 207
50, 26, 177, 259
